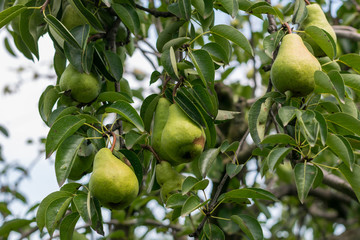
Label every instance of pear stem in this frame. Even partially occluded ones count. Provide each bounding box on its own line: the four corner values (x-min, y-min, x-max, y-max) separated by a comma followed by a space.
110, 132, 117, 152
304, 0, 311, 5
283, 22, 292, 34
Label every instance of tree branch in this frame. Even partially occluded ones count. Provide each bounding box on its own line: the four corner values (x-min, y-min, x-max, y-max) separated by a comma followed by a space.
322, 169, 358, 201
135, 4, 175, 18
333, 25, 360, 41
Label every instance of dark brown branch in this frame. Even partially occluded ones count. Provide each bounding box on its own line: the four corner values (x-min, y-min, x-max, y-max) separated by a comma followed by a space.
322, 170, 358, 201
265, 0, 277, 34
333, 25, 360, 41
135, 4, 175, 18
141, 144, 161, 163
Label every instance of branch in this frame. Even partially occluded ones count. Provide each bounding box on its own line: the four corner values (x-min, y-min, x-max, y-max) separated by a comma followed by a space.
322, 169, 358, 201
265, 0, 277, 34
135, 4, 175, 18
333, 25, 360, 41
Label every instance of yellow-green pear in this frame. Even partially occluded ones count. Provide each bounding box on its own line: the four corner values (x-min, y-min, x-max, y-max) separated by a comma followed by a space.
89, 148, 139, 209
270, 34, 321, 97
161, 103, 206, 165
155, 161, 184, 201
59, 64, 101, 103
151, 97, 173, 161
299, 4, 337, 57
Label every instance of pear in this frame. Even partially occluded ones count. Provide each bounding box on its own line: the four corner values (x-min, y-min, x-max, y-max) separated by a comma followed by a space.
89, 148, 139, 209
151, 97, 173, 161
270, 34, 321, 97
160, 103, 206, 165
156, 161, 184, 201
59, 64, 101, 103
299, 4, 337, 57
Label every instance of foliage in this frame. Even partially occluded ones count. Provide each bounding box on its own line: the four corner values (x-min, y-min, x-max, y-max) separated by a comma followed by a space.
1, 0, 360, 239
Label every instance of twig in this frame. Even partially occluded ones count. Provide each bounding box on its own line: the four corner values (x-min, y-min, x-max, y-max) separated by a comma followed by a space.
141, 144, 161, 163
265, 0, 277, 34
135, 4, 175, 18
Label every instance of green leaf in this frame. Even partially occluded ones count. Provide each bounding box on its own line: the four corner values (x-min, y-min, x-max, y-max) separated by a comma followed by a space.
218, 0, 238, 17
189, 49, 215, 86
326, 133, 354, 170
119, 149, 143, 187
328, 70, 345, 104
55, 135, 85, 186
0, 219, 32, 237
231, 215, 263, 240
342, 74, 360, 93
182, 176, 209, 195
98, 91, 133, 103
38, 85, 60, 124
19, 6, 39, 59
220, 188, 278, 202
45, 197, 73, 236
338, 163, 360, 202
314, 70, 341, 102
326, 112, 360, 136
166, 193, 189, 208
304, 26, 336, 59
169, 46, 179, 78
45, 116, 86, 158
339, 54, 360, 73
191, 84, 218, 117
202, 223, 225, 240
156, 20, 186, 52
73, 193, 91, 224
104, 50, 123, 82
59, 212, 80, 240
278, 106, 296, 126
261, 134, 296, 146
226, 163, 244, 178
296, 110, 319, 147
60, 183, 82, 193
179, 0, 191, 20
263, 30, 285, 58
69, 0, 104, 31
0, 5, 27, 29
161, 48, 179, 80
294, 163, 318, 203
211, 24, 254, 56
112, 3, 140, 34
105, 101, 145, 132
292, 0, 308, 24
44, 14, 81, 49
314, 111, 327, 145
162, 36, 190, 52
198, 148, 221, 178
140, 94, 159, 133
202, 42, 229, 64
267, 147, 292, 171
247, 2, 278, 17
181, 196, 209, 216
36, 191, 73, 232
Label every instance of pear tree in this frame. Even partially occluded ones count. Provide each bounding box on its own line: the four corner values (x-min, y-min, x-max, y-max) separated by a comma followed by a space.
1, 0, 360, 239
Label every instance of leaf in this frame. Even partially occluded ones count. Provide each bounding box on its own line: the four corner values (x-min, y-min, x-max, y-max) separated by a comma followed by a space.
38, 85, 60, 124
44, 14, 81, 49
19, 6, 39, 59
211, 24, 254, 56
231, 215, 264, 240
326, 133, 354, 170
104, 50, 123, 82
218, 0, 238, 17
226, 163, 244, 178
0, 5, 27, 29
166, 193, 189, 208
338, 163, 360, 202
198, 148, 221, 178
263, 30, 285, 58
219, 188, 278, 202
202, 42, 229, 64
247, 2, 278, 17
45, 197, 73, 236
326, 112, 360, 136
261, 134, 296, 146
178, 0, 191, 20
98, 91, 133, 103
169, 46, 179, 78
36, 191, 73, 232
296, 110, 319, 147
0, 219, 32, 237
339, 54, 360, 74
105, 101, 145, 132
161, 48, 179, 80
304, 26, 336, 59
162, 36, 190, 52
156, 20, 186, 52
55, 135, 85, 186
182, 176, 209, 195
294, 163, 318, 203
45, 116, 86, 158
202, 223, 225, 240
292, 0, 308, 24
328, 70, 345, 104
314, 111, 327, 145
69, 0, 104, 31
59, 212, 80, 240
181, 196, 209, 216
112, 3, 140, 34
188, 49, 215, 86
267, 147, 292, 171
73, 193, 91, 224
119, 149, 143, 187
278, 106, 296, 126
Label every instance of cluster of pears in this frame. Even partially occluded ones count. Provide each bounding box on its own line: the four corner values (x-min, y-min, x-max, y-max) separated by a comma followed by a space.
152, 97, 206, 165
59, 64, 101, 104
89, 148, 139, 210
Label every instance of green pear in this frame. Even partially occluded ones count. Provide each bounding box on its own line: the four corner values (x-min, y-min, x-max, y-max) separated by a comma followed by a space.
59, 64, 101, 103
270, 34, 321, 97
61, 4, 87, 30
89, 148, 139, 209
299, 4, 337, 57
151, 97, 173, 161
160, 103, 206, 165
155, 161, 184, 201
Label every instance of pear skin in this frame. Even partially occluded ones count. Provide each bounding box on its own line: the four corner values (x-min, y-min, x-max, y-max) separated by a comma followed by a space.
270, 34, 321, 97
299, 4, 337, 57
151, 97, 173, 161
161, 103, 206, 165
155, 161, 184, 201
89, 148, 139, 209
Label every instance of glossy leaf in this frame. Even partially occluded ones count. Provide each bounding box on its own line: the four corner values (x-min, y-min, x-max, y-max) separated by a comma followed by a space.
267, 147, 292, 171
261, 134, 296, 146
226, 163, 244, 178
202, 223, 225, 240
231, 214, 264, 240
218, 0, 238, 17
219, 188, 278, 202
104, 50, 123, 82
105, 101, 145, 132
69, 0, 103, 31
119, 149, 143, 187
181, 196, 209, 216
304, 26, 336, 59
292, 0, 308, 24
182, 176, 209, 195
38, 85, 60, 124
211, 24, 254, 56
0, 5, 27, 29
294, 163, 318, 203
161, 48, 179, 80
326, 133, 354, 170
338, 163, 360, 202
339, 54, 360, 73
326, 113, 360, 136
189, 49, 215, 86
59, 212, 80, 240
202, 42, 229, 64
45, 116, 86, 158
0, 219, 32, 237
45, 197, 72, 236
278, 106, 296, 126
166, 193, 189, 208
112, 3, 140, 34
198, 148, 221, 178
